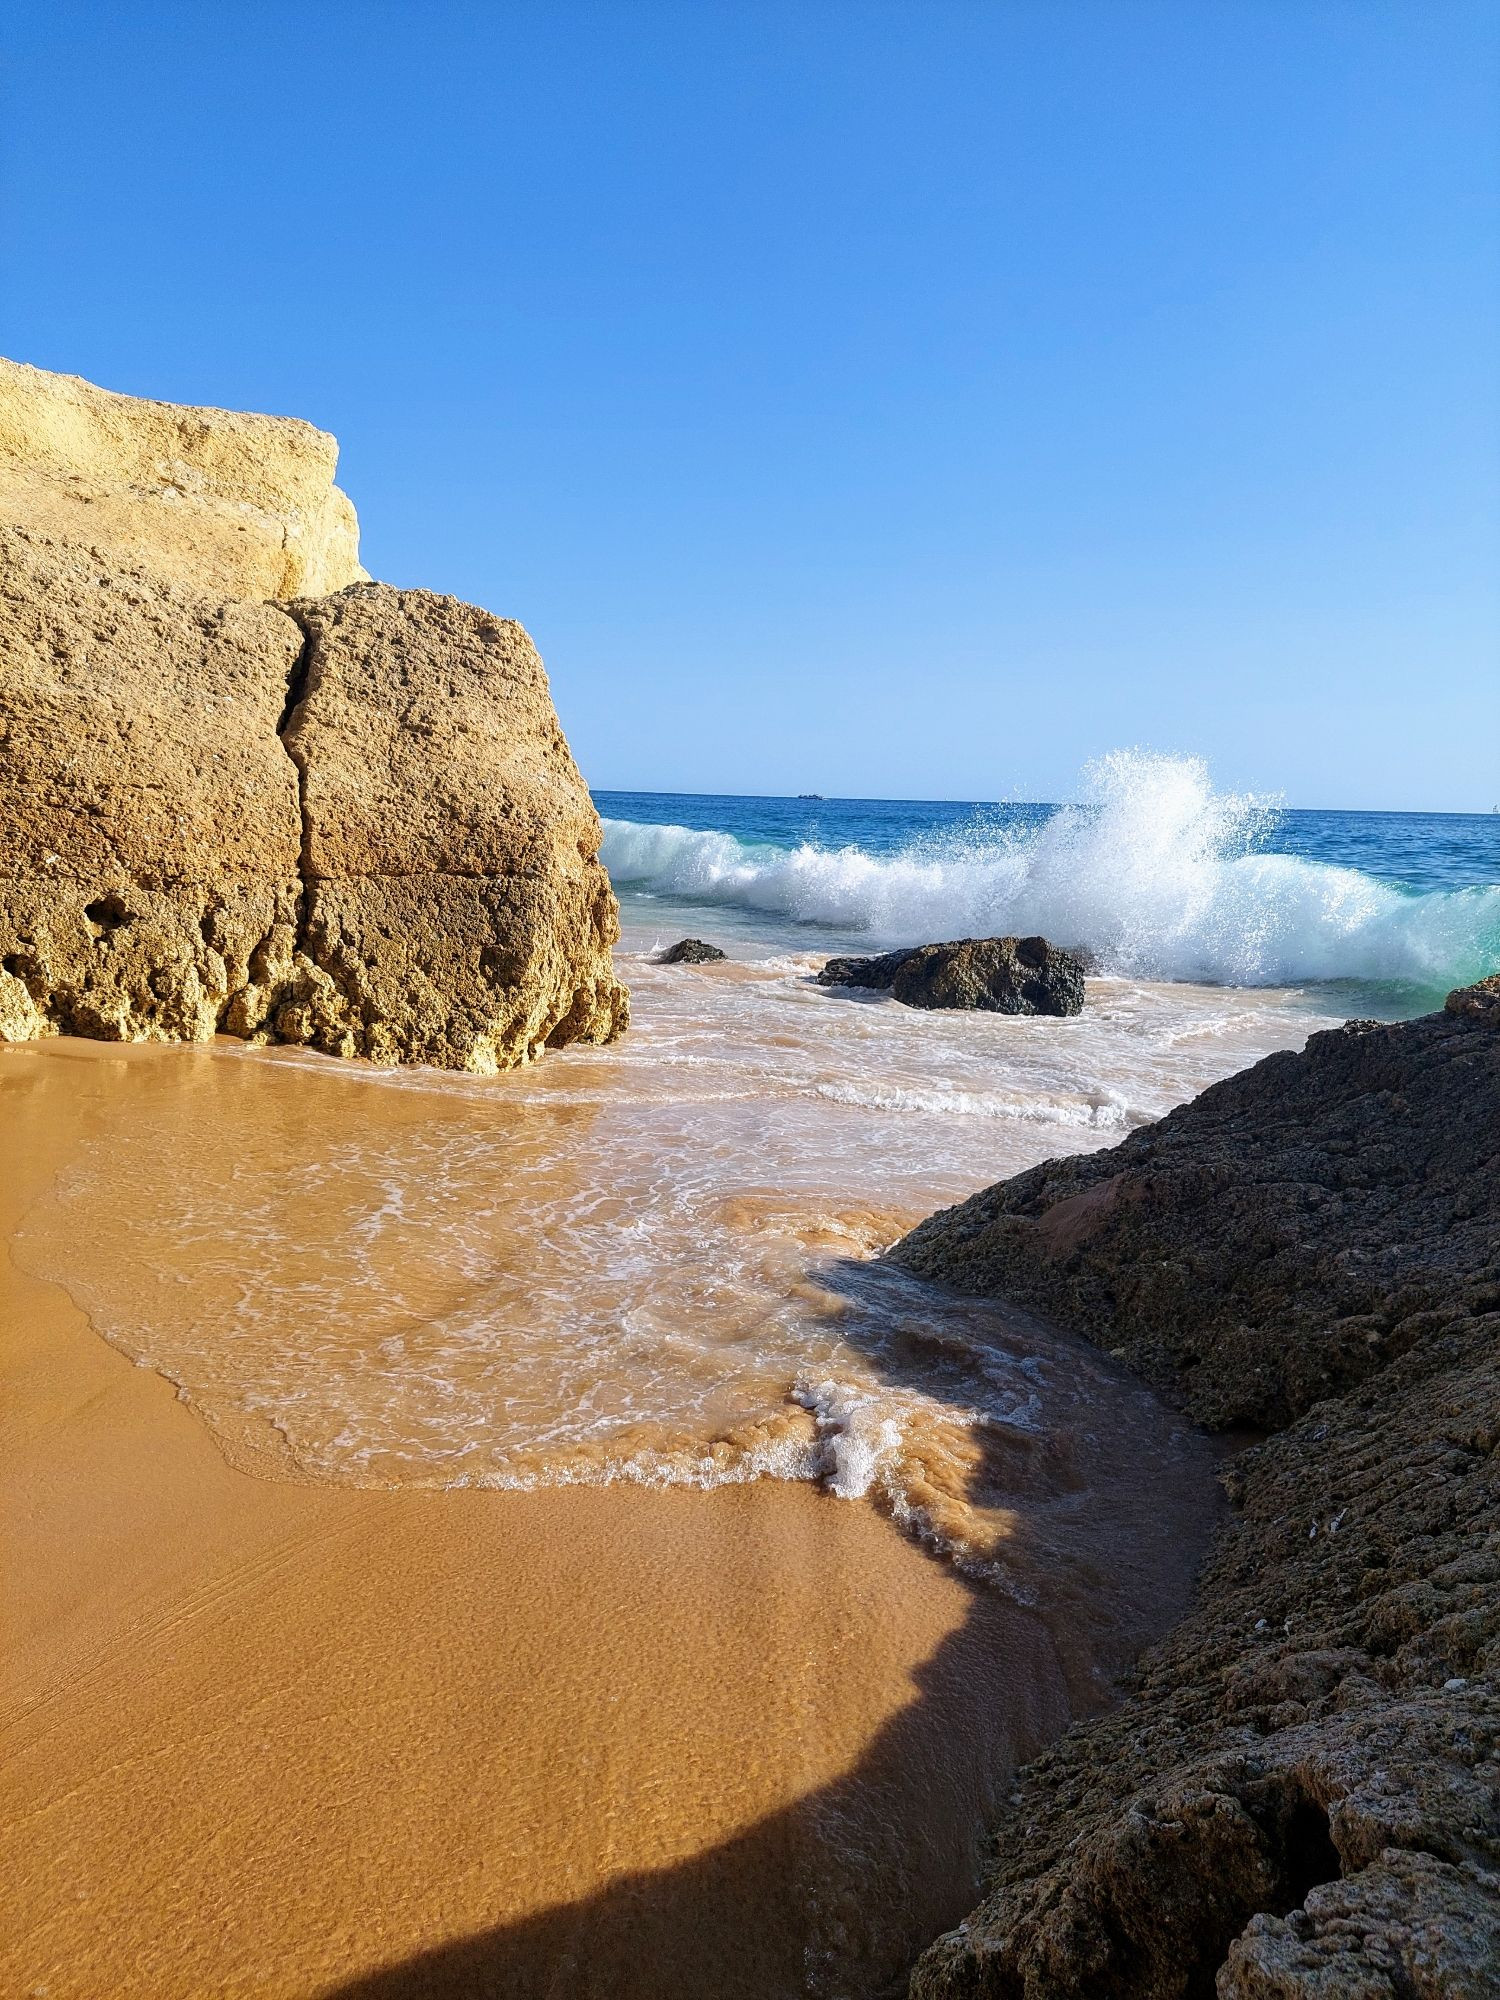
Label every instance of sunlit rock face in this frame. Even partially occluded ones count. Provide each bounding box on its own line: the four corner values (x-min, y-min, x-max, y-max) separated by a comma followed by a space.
0, 355, 367, 603
277, 582, 629, 1071
0, 365, 627, 1070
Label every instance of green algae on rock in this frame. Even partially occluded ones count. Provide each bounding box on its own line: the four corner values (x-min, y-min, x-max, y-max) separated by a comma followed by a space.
819, 936, 1085, 1017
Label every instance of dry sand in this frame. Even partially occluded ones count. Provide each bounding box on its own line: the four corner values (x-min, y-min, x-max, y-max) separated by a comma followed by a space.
1, 1039, 1095, 1999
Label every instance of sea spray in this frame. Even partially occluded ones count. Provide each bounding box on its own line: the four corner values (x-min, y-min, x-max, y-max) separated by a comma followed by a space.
602, 750, 1500, 993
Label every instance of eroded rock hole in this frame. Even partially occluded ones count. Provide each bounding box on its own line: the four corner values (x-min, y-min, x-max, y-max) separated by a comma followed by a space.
1272, 1789, 1342, 1915
85, 896, 135, 938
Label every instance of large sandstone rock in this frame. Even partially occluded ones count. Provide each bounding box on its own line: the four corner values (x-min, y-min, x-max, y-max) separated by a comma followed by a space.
0, 527, 628, 1069
818, 936, 1085, 1016
0, 356, 366, 601
278, 583, 628, 1070
897, 994, 1500, 1998
0, 524, 305, 1044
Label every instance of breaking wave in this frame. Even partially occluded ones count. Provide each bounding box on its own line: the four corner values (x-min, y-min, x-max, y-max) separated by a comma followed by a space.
602, 751, 1499, 991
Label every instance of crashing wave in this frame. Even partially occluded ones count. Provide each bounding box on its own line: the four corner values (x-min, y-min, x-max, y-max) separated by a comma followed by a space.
602, 751, 1499, 990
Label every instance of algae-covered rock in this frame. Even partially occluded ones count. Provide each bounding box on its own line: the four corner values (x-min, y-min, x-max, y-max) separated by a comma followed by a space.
819, 936, 1085, 1016
657, 938, 726, 964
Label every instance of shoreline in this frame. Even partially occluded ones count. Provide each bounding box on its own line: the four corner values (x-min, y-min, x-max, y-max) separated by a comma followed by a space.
5, 996, 1493, 1995
4, 344, 1493, 2000
2, 1035, 1219, 2000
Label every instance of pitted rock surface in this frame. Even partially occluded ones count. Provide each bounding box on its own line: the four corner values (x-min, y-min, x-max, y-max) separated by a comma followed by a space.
899, 993, 1500, 1999
0, 355, 366, 602
1, 535, 627, 1070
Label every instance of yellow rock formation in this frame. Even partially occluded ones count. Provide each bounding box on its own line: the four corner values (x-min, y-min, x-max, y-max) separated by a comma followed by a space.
0, 355, 366, 601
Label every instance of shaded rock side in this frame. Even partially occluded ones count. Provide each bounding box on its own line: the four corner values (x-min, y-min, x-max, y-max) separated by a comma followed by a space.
0, 531, 628, 1069
892, 1009, 1496, 1429
0, 356, 366, 601
897, 997, 1500, 2000
278, 583, 628, 1071
819, 935, 1085, 1017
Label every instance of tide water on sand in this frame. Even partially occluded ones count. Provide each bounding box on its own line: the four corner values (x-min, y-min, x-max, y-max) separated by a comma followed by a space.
3, 1019, 1235, 2000
5, 964, 1314, 1999
7, 753, 1493, 1997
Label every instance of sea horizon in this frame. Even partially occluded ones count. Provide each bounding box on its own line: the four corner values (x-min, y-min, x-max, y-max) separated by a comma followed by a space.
594, 753, 1500, 1009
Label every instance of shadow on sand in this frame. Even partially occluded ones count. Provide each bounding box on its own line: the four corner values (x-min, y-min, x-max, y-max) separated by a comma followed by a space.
323, 1571, 1049, 2000
322, 1255, 1206, 2000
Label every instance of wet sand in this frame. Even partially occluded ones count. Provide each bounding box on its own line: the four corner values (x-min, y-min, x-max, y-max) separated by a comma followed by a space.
2, 1037, 1220, 1997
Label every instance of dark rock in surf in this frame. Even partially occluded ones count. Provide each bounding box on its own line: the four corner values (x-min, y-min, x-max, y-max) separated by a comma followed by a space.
816, 946, 915, 992
657, 938, 727, 965
817, 935, 1084, 1017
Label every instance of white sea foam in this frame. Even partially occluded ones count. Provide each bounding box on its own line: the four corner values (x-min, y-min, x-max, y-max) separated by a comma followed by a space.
603, 751, 1499, 990
810, 1077, 1135, 1126
793, 1379, 908, 1500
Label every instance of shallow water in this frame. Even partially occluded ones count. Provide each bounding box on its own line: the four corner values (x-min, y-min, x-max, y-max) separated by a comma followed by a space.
7, 1036, 1219, 2000
13, 938, 1330, 1634
2, 873, 1377, 1995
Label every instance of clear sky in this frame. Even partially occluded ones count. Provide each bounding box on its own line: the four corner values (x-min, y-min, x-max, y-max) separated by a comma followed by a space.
5, 2, 1497, 809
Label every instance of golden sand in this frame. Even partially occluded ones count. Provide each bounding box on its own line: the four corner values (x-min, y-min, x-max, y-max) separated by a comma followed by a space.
2, 1038, 1218, 1997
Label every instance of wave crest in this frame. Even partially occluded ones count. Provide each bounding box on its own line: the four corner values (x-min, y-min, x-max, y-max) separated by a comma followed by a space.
602, 752, 1498, 990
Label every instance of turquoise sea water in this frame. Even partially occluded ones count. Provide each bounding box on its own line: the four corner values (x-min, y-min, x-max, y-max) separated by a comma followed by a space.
596, 752, 1500, 1013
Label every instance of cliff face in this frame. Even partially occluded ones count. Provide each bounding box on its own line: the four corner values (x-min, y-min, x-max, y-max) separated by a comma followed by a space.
0, 357, 367, 602
0, 363, 627, 1070
278, 584, 628, 1070
0, 524, 305, 1045
894, 993, 1499, 1999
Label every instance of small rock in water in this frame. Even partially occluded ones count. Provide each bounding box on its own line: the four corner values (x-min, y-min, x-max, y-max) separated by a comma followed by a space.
817, 936, 1085, 1016
657, 937, 727, 965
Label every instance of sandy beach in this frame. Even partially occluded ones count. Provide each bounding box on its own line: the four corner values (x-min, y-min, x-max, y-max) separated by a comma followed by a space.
4, 13, 1495, 1988
2, 1035, 1223, 1999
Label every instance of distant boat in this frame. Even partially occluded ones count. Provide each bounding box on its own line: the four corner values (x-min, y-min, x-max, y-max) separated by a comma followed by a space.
797, 792, 824, 800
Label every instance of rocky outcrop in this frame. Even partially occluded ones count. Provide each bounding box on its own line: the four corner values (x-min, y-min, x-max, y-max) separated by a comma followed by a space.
895, 994, 1499, 1998
893, 1008, 1495, 1429
1, 368, 628, 1071
657, 938, 726, 964
0, 525, 305, 1044
819, 936, 1085, 1017
0, 356, 366, 601
1448, 970, 1500, 1024
277, 584, 627, 1069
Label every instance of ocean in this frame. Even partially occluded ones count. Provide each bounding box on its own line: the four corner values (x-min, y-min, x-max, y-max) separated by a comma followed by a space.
597, 749, 1500, 1011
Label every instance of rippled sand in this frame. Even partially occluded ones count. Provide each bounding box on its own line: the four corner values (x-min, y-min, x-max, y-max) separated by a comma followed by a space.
2, 950, 1328, 1996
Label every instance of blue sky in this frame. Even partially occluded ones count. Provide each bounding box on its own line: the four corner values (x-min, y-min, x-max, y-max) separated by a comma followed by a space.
5, 2, 1497, 809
